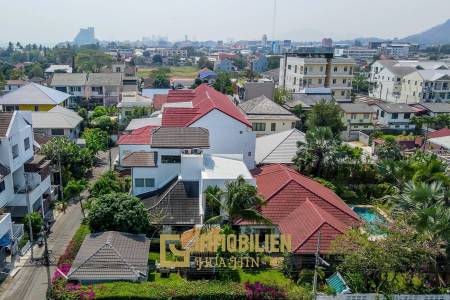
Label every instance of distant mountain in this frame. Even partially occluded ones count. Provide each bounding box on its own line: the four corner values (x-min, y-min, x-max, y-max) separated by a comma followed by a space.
401, 19, 450, 45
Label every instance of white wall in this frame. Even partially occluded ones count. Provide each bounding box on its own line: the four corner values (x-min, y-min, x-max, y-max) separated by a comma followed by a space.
191, 109, 256, 169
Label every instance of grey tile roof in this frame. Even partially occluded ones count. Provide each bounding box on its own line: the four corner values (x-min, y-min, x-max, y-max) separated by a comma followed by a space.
418, 102, 450, 113
339, 103, 375, 113
375, 102, 416, 113
0, 83, 70, 105
122, 152, 157, 167
87, 73, 122, 86
0, 112, 14, 137
255, 129, 306, 164
239, 95, 299, 120
151, 127, 209, 149
31, 106, 83, 129
68, 231, 150, 282
142, 180, 201, 225
51, 73, 87, 86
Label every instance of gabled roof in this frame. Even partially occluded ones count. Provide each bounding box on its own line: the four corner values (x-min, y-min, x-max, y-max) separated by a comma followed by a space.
0, 112, 14, 137
415, 70, 450, 81
339, 103, 375, 114
122, 152, 157, 167
374, 102, 416, 113
255, 129, 306, 164
162, 84, 252, 128
87, 73, 122, 86
250, 164, 359, 221
68, 231, 150, 282
239, 96, 299, 121
51, 73, 87, 86
278, 199, 348, 253
0, 83, 70, 105
125, 117, 162, 131
198, 68, 217, 80
417, 102, 450, 113
151, 127, 209, 149
31, 106, 83, 129
117, 126, 156, 145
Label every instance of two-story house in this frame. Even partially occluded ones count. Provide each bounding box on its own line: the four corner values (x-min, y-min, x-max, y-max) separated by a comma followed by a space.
339, 103, 376, 131
118, 126, 254, 230
31, 106, 83, 141
372, 102, 416, 130
86, 73, 123, 106
0, 83, 71, 112
238, 95, 299, 136
400, 70, 450, 103
50, 73, 87, 104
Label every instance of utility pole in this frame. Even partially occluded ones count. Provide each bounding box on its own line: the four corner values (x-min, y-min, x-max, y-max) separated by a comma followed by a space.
58, 152, 64, 200
24, 173, 34, 260
312, 230, 322, 300
42, 224, 51, 294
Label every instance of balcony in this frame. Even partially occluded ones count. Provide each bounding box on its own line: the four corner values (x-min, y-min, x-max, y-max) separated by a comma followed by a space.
12, 175, 51, 208
24, 155, 51, 181
0, 213, 12, 242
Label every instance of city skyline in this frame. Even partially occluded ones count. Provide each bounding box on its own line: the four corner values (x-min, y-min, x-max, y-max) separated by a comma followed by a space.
0, 0, 449, 45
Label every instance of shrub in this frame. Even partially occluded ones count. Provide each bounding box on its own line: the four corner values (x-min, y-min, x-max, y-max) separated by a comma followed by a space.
244, 281, 286, 300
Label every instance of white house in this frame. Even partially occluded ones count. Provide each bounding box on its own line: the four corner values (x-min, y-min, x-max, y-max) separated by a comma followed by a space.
372, 102, 416, 130
0, 111, 53, 252
31, 106, 83, 141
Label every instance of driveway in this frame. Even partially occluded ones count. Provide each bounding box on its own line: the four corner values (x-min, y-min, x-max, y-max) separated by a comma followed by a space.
0, 148, 117, 300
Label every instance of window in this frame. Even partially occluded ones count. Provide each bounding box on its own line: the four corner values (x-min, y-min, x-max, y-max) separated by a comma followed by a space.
161, 155, 181, 163
92, 86, 103, 94
364, 125, 369, 129
341, 91, 345, 96
351, 114, 356, 119
363, 114, 370, 119
332, 79, 337, 84
51, 128, 65, 136
395, 125, 400, 128
294, 65, 297, 73
115, 67, 121, 72
0, 180, 4, 193
404, 113, 411, 119
318, 78, 322, 84
343, 79, 347, 84
320, 66, 323, 72
405, 124, 410, 128
24, 137, 30, 151
334, 66, 338, 72
381, 111, 385, 117
252, 123, 266, 131
392, 113, 398, 119
293, 77, 296, 85
291, 122, 296, 129
135, 178, 155, 188
12, 144, 19, 159
287, 65, 291, 70
34, 106, 39, 111
248, 152, 252, 157
270, 123, 276, 131
344, 67, 348, 72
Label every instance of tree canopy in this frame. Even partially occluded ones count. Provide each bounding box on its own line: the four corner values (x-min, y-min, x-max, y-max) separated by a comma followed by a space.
305, 100, 345, 135
213, 72, 233, 95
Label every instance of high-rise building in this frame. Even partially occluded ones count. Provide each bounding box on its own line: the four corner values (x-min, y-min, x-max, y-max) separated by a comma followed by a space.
262, 34, 268, 47
322, 38, 333, 47
73, 27, 97, 45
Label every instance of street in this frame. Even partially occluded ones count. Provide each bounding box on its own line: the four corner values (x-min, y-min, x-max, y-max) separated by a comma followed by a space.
0, 148, 117, 300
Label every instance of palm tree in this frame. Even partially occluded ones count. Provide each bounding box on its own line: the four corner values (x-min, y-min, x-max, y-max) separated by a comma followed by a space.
204, 176, 271, 226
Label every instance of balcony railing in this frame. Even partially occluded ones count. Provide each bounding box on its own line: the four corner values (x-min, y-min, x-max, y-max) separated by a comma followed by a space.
12, 223, 24, 240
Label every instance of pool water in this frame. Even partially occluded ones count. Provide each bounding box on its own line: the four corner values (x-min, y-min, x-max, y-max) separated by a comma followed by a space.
353, 207, 385, 224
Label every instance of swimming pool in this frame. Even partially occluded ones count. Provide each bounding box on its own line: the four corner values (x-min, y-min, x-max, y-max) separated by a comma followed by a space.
353, 206, 386, 224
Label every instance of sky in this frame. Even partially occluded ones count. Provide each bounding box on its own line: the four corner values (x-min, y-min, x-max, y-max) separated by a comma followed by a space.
0, 0, 449, 45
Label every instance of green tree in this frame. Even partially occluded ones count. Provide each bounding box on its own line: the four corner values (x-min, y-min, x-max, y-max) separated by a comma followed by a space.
213, 72, 233, 95
205, 176, 271, 226
89, 170, 123, 198
27, 63, 44, 78
152, 69, 170, 88
64, 179, 87, 201
274, 87, 292, 105
267, 56, 281, 70
88, 193, 150, 234
352, 74, 369, 93
377, 137, 402, 161
0, 72, 5, 91
24, 212, 44, 239
306, 100, 345, 135
90, 115, 116, 133
10, 68, 25, 80
332, 222, 440, 294
82, 128, 109, 155
152, 54, 163, 65
75, 49, 112, 73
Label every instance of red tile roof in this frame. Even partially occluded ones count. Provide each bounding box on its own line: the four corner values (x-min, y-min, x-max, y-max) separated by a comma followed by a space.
416, 128, 450, 145
117, 126, 156, 145
241, 164, 360, 254
161, 84, 251, 128
152, 94, 168, 110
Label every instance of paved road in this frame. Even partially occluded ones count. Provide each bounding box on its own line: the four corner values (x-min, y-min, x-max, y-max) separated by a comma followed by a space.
0, 148, 116, 300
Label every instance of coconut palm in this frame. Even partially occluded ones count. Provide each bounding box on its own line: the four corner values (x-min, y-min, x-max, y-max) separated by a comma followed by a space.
204, 176, 271, 226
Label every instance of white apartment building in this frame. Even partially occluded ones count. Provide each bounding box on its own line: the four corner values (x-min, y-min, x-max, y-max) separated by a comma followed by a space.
334, 47, 379, 60
145, 48, 188, 58
400, 70, 450, 103
279, 55, 355, 100
0, 111, 53, 252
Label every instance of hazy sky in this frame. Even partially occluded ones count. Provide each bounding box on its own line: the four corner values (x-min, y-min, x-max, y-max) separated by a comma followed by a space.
0, 0, 449, 45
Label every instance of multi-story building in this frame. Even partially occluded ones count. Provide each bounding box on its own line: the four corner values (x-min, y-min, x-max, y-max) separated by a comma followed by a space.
400, 70, 450, 103
145, 48, 188, 58
213, 59, 234, 72
334, 47, 379, 61
50, 73, 87, 102
371, 102, 416, 130
380, 43, 410, 58
339, 103, 376, 131
279, 53, 355, 100
0, 112, 54, 252
86, 73, 123, 106
370, 60, 449, 103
